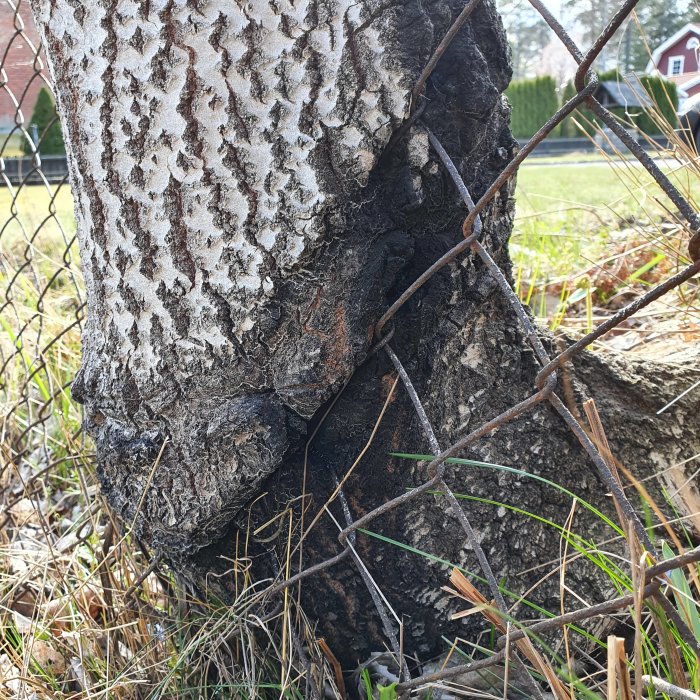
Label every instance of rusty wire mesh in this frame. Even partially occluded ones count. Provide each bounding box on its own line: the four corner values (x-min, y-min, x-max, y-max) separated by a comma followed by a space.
0, 0, 699, 695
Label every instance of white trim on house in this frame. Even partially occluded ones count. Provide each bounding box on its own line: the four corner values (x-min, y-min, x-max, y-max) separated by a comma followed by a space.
645, 23, 700, 74
675, 80, 698, 111
669, 55, 685, 76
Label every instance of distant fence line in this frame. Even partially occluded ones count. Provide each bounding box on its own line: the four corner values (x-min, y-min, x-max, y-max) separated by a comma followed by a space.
525, 134, 670, 155
0, 136, 673, 186
1, 153, 69, 184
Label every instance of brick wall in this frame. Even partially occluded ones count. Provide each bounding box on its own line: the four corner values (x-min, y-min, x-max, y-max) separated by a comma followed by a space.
0, 0, 50, 132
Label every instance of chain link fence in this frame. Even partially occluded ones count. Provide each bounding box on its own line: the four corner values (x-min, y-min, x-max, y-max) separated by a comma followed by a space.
0, 0, 699, 696
0, 0, 84, 489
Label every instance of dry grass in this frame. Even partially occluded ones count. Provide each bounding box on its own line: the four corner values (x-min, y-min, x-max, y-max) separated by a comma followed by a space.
0, 424, 340, 699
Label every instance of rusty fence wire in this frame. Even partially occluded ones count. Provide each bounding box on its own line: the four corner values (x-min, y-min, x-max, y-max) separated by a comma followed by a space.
0, 0, 699, 696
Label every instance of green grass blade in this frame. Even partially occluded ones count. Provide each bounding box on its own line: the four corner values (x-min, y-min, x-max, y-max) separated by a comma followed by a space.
390, 452, 624, 536
661, 541, 700, 643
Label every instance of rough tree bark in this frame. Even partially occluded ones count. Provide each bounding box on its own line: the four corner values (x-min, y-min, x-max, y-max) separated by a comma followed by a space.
33, 0, 699, 669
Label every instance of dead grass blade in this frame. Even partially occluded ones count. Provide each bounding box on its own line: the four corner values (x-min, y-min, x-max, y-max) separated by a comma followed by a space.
607, 635, 633, 700
448, 568, 570, 700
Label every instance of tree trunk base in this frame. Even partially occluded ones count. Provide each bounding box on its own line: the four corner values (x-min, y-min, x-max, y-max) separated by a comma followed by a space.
181, 305, 700, 667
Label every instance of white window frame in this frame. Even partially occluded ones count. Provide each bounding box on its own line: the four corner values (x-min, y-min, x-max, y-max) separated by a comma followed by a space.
668, 55, 685, 76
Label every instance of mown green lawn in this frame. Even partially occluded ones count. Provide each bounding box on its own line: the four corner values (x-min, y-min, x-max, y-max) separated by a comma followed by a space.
516, 158, 700, 221
511, 157, 700, 314
0, 132, 28, 158
0, 182, 75, 263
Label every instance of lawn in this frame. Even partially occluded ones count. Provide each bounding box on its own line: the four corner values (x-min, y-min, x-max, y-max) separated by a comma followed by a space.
0, 181, 78, 274
516, 158, 700, 221
0, 131, 29, 158
511, 155, 700, 327
0, 181, 75, 255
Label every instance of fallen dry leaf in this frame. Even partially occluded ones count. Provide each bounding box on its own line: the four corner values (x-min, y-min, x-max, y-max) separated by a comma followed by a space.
30, 640, 67, 676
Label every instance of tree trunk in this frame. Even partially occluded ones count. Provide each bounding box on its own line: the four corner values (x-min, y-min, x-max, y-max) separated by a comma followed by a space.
33, 0, 699, 668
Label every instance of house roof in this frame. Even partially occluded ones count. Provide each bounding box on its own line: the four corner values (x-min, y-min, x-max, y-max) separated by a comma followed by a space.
665, 71, 700, 88
645, 23, 700, 74
596, 78, 653, 109
677, 73, 700, 94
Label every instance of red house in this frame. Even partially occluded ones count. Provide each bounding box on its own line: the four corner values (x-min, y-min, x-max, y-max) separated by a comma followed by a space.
0, 1, 48, 133
646, 23, 700, 102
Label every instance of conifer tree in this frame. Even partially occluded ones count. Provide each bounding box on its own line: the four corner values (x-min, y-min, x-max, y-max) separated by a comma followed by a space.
22, 88, 65, 155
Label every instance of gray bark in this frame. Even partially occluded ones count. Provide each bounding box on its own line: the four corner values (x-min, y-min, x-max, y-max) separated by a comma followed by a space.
33, 0, 699, 668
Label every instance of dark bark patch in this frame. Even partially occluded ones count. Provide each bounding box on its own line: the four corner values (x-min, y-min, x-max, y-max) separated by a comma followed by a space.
162, 176, 197, 286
